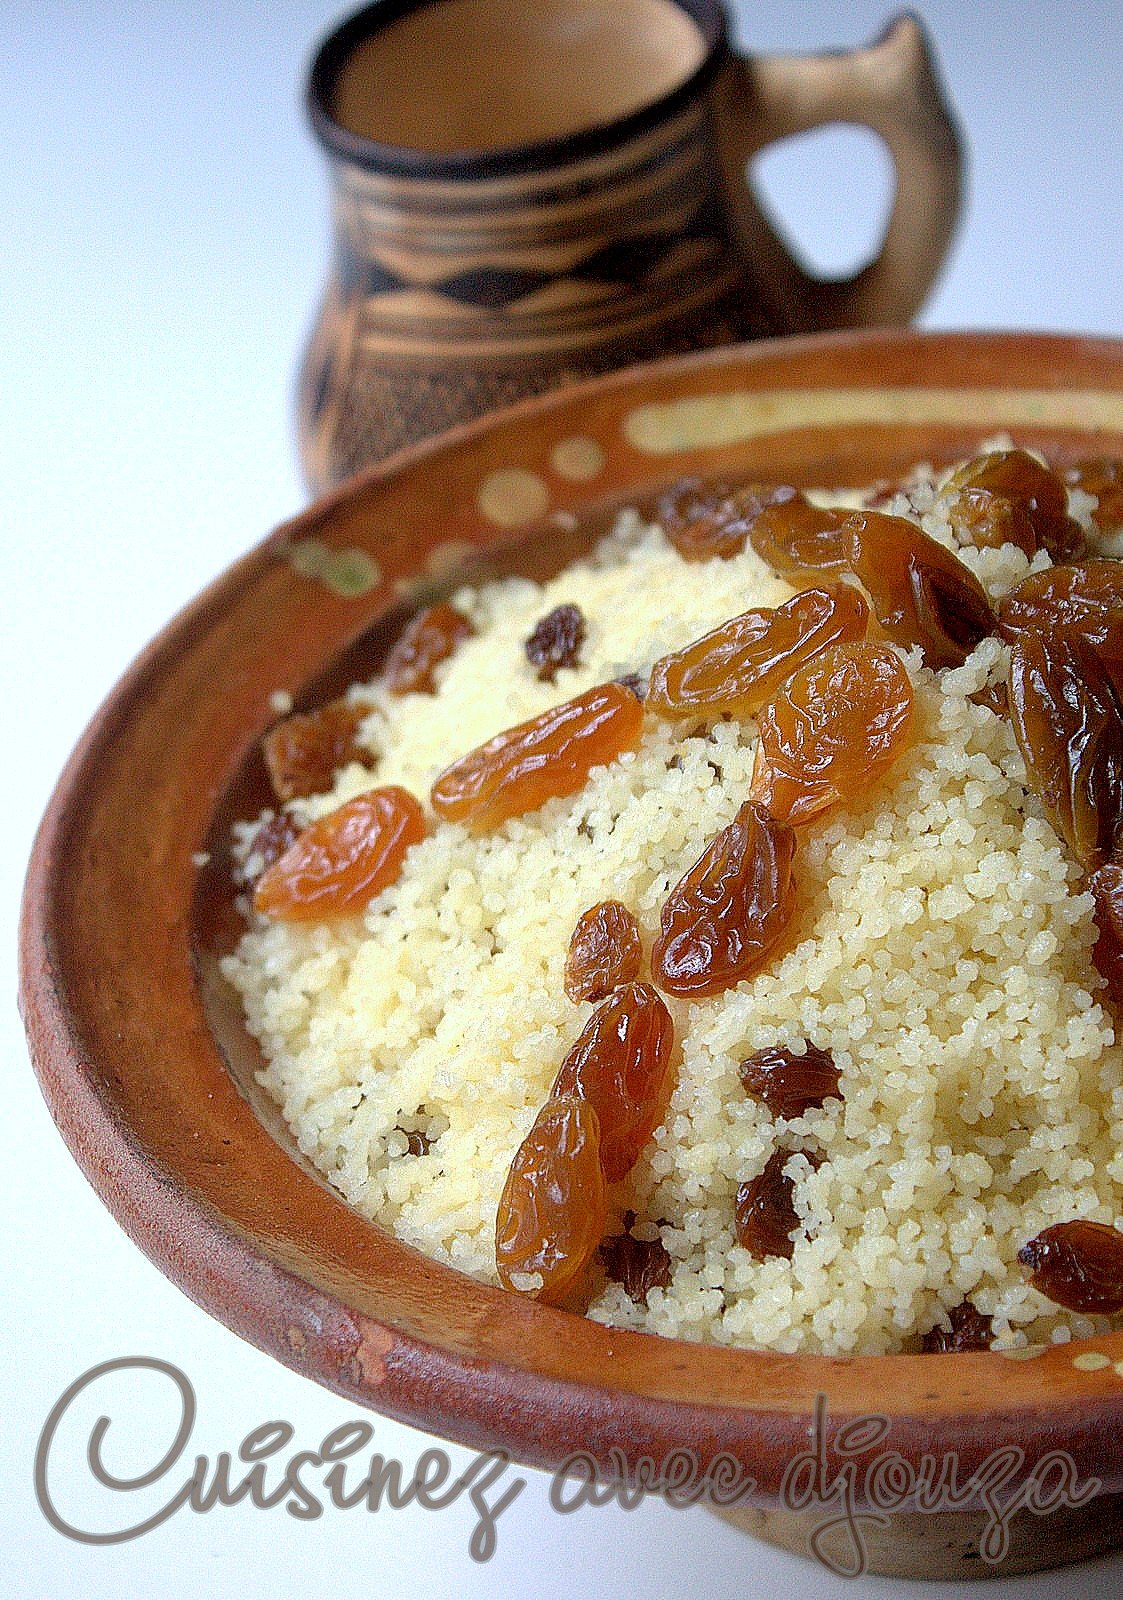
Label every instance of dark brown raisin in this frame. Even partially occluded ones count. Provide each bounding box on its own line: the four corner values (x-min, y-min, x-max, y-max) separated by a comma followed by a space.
921, 1299, 993, 1353
400, 1128, 431, 1157
739, 1042, 841, 1119
1018, 1219, 1123, 1313
598, 1227, 673, 1306
735, 1149, 805, 1260
525, 603, 585, 681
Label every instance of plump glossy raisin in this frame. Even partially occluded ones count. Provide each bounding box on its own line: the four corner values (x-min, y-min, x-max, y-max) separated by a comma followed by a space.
747, 493, 852, 578
564, 901, 643, 1004
598, 1227, 672, 1305
920, 1300, 993, 1353
400, 1128, 431, 1157
735, 1150, 804, 1260
946, 487, 1037, 558
384, 602, 474, 696
997, 562, 1123, 690
749, 642, 915, 826
262, 698, 375, 802
739, 1041, 841, 1120
551, 982, 674, 1182
1066, 458, 1123, 532
243, 812, 301, 882
843, 511, 995, 669
1008, 632, 1123, 869
495, 1095, 607, 1306
659, 478, 799, 562
648, 583, 869, 722
431, 682, 643, 831
1018, 1219, 1123, 1314
1090, 862, 1123, 1001
652, 802, 795, 999
943, 449, 1085, 560
253, 786, 425, 920
525, 603, 585, 681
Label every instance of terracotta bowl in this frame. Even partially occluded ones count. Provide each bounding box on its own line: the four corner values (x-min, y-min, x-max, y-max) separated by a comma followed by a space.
20, 330, 1123, 1581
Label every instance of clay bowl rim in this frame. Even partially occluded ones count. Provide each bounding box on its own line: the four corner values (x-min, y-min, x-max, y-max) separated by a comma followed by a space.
20, 327, 1123, 1504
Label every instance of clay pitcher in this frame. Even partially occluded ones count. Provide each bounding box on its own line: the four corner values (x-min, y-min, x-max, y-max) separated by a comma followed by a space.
298, 0, 963, 494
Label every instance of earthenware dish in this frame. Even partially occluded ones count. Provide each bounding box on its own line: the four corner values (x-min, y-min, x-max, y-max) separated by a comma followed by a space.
20, 330, 1123, 1579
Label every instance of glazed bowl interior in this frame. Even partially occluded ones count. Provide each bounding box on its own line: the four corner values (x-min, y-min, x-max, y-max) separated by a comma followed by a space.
21, 330, 1123, 1498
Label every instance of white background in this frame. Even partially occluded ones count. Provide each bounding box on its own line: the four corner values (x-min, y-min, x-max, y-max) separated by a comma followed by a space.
4, 3, 1123, 1596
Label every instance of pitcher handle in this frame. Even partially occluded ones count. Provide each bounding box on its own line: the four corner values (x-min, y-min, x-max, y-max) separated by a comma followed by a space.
712, 13, 964, 332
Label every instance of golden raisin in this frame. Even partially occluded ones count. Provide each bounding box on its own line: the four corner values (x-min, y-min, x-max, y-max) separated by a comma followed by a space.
551, 983, 674, 1182
997, 561, 1123, 691
1018, 1219, 1123, 1314
659, 478, 798, 562
921, 1300, 993, 1353
747, 494, 852, 578
525, 603, 585, 681
262, 698, 375, 802
749, 642, 915, 826
946, 487, 1037, 558
1066, 458, 1123, 532
652, 802, 796, 999
844, 511, 995, 669
564, 901, 643, 1004
739, 1041, 841, 1120
430, 682, 643, 831
253, 786, 425, 921
384, 601, 473, 695
647, 582, 869, 722
735, 1150, 802, 1260
1008, 631, 1123, 870
943, 448, 1084, 561
598, 1226, 672, 1305
495, 1096, 607, 1306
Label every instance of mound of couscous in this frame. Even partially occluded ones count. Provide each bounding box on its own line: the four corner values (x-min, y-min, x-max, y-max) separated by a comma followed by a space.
221, 445, 1123, 1356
